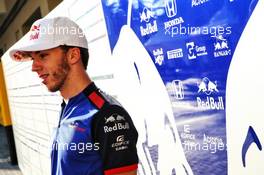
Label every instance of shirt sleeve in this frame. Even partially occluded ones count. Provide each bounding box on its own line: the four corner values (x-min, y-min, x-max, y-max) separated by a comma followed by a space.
92, 104, 139, 175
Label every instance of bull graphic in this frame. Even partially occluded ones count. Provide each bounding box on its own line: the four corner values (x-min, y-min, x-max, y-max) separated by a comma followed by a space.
105, 116, 116, 123
198, 81, 207, 93
198, 77, 218, 95
208, 81, 219, 92
105, 114, 125, 123
116, 115, 125, 121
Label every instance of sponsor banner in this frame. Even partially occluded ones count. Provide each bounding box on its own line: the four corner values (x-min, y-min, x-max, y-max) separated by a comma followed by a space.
101, 0, 258, 175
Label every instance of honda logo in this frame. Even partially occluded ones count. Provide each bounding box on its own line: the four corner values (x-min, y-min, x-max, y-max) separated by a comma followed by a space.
165, 0, 177, 18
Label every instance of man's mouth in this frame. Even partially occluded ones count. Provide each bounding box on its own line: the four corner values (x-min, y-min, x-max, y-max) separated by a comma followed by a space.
39, 74, 49, 84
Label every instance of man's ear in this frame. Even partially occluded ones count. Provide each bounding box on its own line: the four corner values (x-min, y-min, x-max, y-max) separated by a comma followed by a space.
66, 47, 81, 65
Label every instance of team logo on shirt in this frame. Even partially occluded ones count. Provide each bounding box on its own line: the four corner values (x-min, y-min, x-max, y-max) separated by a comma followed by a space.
112, 135, 129, 151
104, 114, 130, 133
68, 121, 86, 132
105, 113, 126, 123
116, 135, 125, 142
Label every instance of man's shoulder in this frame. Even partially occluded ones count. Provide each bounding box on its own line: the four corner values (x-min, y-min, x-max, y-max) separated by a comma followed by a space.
82, 82, 123, 110
84, 89, 122, 110
99, 90, 122, 106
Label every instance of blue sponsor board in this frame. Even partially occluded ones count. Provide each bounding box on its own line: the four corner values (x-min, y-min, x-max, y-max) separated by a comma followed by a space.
101, 0, 258, 174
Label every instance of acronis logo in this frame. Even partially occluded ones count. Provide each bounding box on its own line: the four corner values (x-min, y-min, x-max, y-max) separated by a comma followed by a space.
192, 0, 210, 7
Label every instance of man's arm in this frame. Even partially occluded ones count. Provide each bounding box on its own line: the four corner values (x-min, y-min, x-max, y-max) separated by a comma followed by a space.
112, 170, 137, 175
92, 104, 139, 175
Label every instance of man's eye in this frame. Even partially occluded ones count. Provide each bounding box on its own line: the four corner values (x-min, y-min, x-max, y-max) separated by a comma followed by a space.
39, 53, 48, 58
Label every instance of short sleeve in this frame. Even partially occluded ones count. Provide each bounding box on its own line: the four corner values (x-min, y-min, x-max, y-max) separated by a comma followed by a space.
92, 104, 138, 175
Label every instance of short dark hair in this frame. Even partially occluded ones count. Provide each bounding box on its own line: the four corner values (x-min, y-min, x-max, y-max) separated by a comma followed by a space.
60, 45, 89, 70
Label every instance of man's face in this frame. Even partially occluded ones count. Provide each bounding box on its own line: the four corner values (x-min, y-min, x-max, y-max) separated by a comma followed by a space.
31, 47, 70, 92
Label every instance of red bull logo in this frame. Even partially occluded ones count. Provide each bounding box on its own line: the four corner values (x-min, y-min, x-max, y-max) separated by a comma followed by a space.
197, 77, 219, 95
31, 24, 40, 31
30, 24, 40, 40
196, 77, 224, 110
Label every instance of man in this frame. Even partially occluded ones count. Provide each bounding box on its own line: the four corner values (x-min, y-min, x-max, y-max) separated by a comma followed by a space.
9, 17, 138, 175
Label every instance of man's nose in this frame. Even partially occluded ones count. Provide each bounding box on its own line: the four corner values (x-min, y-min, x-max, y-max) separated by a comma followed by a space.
31, 59, 42, 72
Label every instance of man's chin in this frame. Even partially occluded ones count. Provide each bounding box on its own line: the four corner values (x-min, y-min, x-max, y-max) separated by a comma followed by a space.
48, 89, 58, 92
46, 85, 60, 92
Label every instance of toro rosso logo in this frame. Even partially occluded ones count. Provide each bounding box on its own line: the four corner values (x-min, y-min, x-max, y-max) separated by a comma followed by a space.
68, 121, 86, 132
30, 24, 40, 40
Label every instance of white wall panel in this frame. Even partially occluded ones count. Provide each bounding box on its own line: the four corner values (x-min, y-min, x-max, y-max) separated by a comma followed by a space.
2, 0, 113, 174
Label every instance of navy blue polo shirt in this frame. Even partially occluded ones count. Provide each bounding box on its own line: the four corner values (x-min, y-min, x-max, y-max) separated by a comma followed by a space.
51, 82, 138, 175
